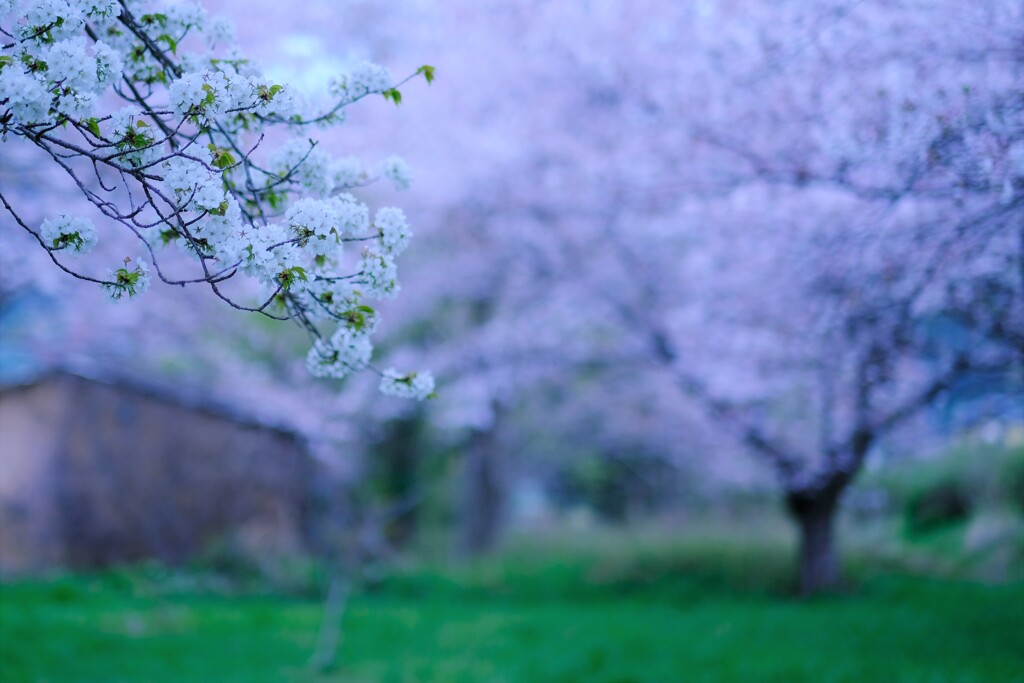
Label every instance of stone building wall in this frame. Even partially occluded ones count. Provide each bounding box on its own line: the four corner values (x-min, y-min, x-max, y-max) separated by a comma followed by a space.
0, 373, 313, 574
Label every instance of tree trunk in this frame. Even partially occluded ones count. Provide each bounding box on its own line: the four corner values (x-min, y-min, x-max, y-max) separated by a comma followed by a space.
458, 428, 504, 556
786, 490, 840, 596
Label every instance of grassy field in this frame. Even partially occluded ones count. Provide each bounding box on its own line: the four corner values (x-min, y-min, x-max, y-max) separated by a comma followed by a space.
2, 527, 1023, 683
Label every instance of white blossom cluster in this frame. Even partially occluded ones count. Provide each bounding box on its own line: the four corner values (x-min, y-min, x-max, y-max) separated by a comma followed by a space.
109, 106, 160, 168
163, 154, 227, 214
167, 66, 295, 126
379, 368, 436, 400
332, 156, 364, 189
379, 155, 413, 190
358, 249, 400, 298
306, 327, 372, 379
374, 207, 411, 254
268, 139, 334, 197
39, 211, 97, 254
1, 3, 123, 123
1, 0, 436, 398
102, 257, 150, 301
0, 64, 51, 122
328, 61, 392, 104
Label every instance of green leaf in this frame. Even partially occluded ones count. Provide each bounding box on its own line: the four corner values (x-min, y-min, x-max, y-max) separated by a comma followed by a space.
208, 144, 235, 169
382, 88, 403, 106
140, 13, 168, 26
159, 229, 180, 244
201, 83, 216, 106
277, 266, 308, 289
416, 64, 436, 84
130, 131, 151, 149
157, 33, 177, 54
86, 118, 101, 138
344, 309, 366, 331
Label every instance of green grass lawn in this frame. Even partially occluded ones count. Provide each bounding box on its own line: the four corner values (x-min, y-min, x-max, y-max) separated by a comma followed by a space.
2, 541, 1023, 683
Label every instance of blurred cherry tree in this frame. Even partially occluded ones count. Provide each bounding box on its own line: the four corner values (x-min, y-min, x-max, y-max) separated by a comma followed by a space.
332, 0, 1023, 591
